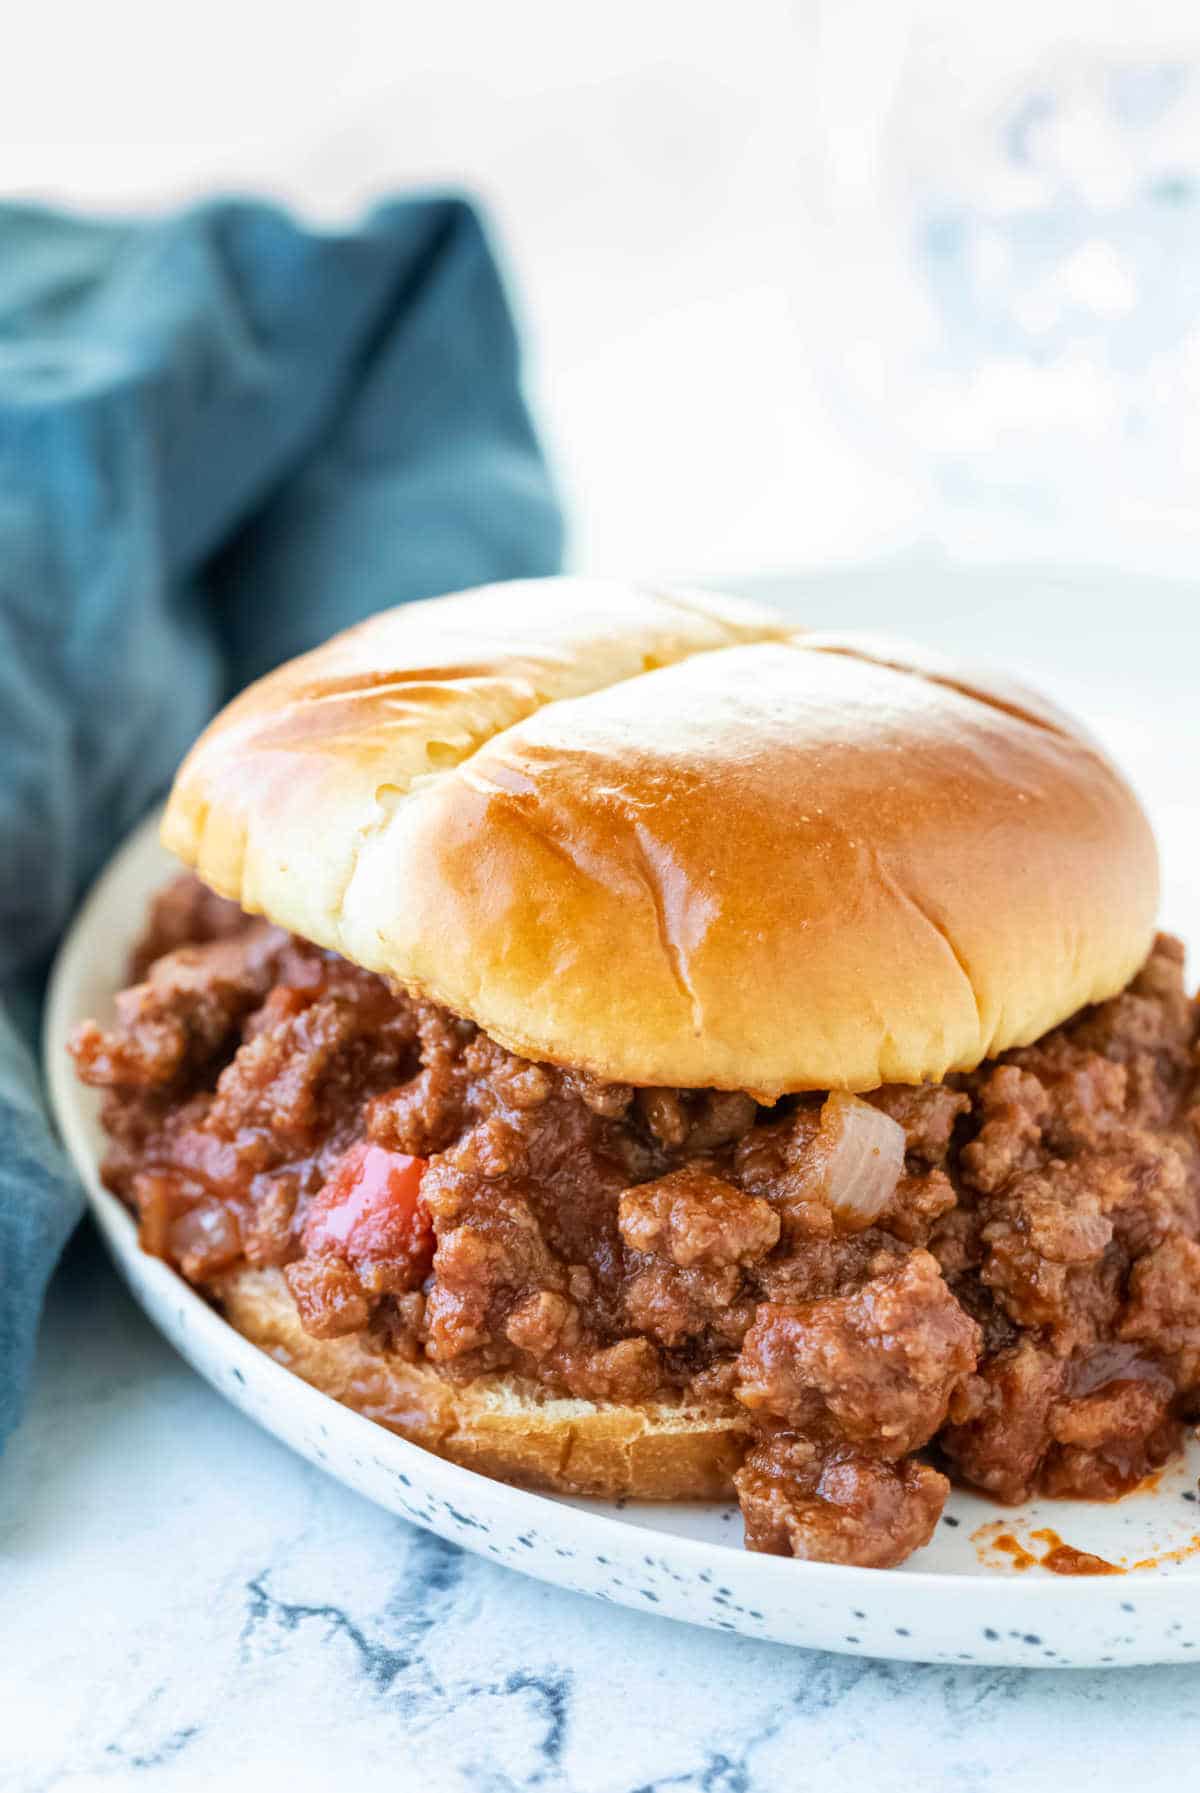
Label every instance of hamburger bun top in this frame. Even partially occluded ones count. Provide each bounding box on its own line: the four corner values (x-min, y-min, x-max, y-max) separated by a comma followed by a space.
162, 577, 1159, 1095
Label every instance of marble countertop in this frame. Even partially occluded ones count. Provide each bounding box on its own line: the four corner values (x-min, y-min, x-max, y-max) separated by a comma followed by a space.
6, 563, 1200, 1792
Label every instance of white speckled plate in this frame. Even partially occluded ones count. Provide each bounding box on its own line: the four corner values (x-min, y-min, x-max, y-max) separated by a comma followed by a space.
45, 810, 1200, 1668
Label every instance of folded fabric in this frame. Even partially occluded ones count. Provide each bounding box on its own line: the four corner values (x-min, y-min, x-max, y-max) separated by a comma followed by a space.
0, 194, 563, 1447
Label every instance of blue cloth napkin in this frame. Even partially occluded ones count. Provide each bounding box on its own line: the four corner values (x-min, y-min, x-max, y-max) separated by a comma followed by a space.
0, 194, 563, 1446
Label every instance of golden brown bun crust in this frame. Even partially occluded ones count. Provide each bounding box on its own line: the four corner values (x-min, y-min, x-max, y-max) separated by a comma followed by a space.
214, 1266, 746, 1499
164, 577, 1159, 1094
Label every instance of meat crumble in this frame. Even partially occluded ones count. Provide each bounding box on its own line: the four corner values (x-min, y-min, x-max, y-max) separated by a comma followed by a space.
71, 876, 1200, 1567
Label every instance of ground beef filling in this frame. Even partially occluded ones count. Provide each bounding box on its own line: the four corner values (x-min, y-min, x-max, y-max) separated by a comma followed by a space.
71, 877, 1200, 1567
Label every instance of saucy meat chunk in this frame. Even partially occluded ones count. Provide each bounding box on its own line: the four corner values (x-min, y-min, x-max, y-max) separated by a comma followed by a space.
618, 1168, 780, 1268
736, 1435, 948, 1568
734, 1251, 980, 1457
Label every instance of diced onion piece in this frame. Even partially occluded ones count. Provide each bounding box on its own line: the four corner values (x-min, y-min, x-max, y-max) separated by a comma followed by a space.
816, 1091, 906, 1229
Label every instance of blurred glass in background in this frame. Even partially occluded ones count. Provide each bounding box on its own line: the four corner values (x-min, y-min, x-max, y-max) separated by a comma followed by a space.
5, 0, 1198, 579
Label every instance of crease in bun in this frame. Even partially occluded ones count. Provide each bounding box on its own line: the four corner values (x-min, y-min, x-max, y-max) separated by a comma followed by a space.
164, 576, 1159, 1095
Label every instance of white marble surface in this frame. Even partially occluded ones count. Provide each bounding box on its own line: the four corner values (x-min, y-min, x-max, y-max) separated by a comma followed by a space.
5, 563, 1200, 1791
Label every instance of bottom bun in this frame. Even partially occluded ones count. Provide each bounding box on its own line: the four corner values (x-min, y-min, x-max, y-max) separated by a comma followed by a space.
211, 1266, 748, 1500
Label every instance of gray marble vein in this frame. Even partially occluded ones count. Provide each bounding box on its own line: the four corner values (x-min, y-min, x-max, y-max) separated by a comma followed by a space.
3, 1227, 1197, 1792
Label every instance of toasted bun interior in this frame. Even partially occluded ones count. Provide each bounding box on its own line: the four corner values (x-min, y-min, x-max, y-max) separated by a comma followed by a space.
214, 1266, 746, 1499
164, 577, 1159, 1094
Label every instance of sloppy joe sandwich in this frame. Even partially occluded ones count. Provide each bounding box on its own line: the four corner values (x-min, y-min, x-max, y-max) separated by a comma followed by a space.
71, 578, 1200, 1568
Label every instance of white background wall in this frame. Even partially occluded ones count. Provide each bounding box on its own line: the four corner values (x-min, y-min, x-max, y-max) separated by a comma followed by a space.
6, 0, 1200, 579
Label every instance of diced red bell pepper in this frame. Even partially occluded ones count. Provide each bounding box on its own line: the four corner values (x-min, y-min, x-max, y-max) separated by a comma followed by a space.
304, 1141, 432, 1274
